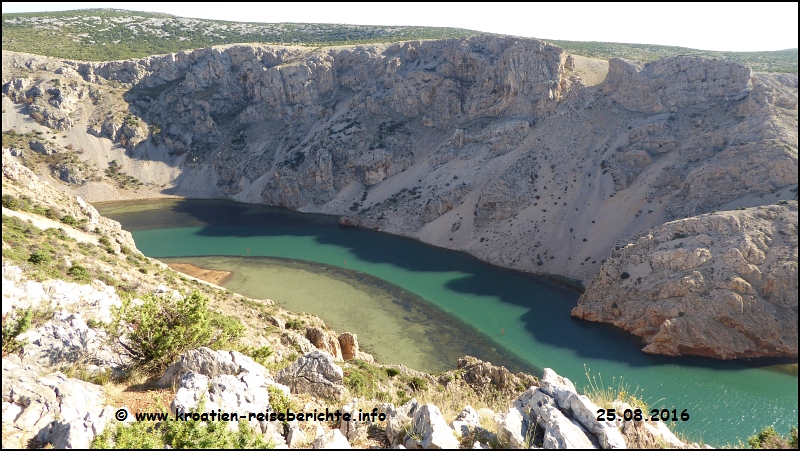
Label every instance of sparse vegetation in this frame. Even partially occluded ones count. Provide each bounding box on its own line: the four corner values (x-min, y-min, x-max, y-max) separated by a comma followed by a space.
583, 365, 649, 411
549, 39, 797, 73
746, 425, 798, 449
2, 9, 479, 61
106, 291, 245, 372
2, 307, 33, 354
91, 400, 274, 449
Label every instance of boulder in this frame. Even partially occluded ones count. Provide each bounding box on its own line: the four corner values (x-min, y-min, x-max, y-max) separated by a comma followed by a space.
613, 401, 684, 449
538, 368, 626, 449
451, 405, 482, 439
286, 420, 307, 447
494, 407, 528, 449
313, 428, 351, 449
276, 350, 344, 399
338, 332, 359, 360
405, 403, 460, 449
157, 347, 272, 387
2, 358, 112, 449
385, 399, 419, 446
306, 327, 343, 361
339, 401, 368, 443
537, 402, 599, 449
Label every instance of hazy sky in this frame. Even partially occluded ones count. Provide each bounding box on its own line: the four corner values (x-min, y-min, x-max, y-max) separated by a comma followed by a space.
3, 2, 798, 52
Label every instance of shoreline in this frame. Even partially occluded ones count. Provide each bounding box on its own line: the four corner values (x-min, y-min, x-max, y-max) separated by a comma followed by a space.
93, 193, 587, 294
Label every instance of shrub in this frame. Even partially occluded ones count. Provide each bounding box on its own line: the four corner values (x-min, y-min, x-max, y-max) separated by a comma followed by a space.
61, 215, 78, 227
245, 345, 274, 366
386, 368, 400, 378
285, 318, 304, 330
45, 208, 61, 220
407, 376, 428, 392
67, 264, 91, 283
2, 308, 33, 354
92, 400, 273, 449
2, 194, 20, 210
98, 235, 111, 246
747, 425, 798, 449
28, 250, 51, 265
108, 291, 245, 372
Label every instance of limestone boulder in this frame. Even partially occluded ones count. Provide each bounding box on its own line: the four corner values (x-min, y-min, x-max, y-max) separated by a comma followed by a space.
157, 347, 272, 387
451, 405, 482, 439
385, 398, 419, 446
276, 350, 344, 399
313, 428, 351, 449
2, 357, 113, 449
538, 369, 626, 449
405, 403, 460, 449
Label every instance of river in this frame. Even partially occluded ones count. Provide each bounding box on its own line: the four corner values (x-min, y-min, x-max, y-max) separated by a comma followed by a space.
95, 198, 798, 446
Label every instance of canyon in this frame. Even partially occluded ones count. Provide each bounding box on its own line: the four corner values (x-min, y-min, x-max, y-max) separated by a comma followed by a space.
2, 35, 798, 360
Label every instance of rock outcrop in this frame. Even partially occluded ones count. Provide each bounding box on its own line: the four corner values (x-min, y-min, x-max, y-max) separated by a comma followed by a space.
2, 357, 115, 449
276, 350, 345, 399
573, 203, 798, 359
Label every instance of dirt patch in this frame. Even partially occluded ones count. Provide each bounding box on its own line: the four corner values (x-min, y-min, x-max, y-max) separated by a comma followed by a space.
571, 54, 609, 86
166, 262, 233, 286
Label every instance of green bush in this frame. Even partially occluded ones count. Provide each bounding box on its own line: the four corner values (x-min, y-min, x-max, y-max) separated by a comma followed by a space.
61, 215, 79, 227
92, 400, 273, 449
407, 376, 428, 392
245, 345, 274, 366
2, 194, 20, 210
67, 264, 91, 283
108, 291, 245, 372
1, 308, 33, 354
28, 250, 51, 265
747, 425, 798, 449
45, 207, 60, 220
98, 235, 111, 246
285, 318, 304, 330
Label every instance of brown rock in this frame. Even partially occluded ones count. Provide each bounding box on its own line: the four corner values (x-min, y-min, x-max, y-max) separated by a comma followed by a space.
337, 332, 359, 360
306, 327, 343, 361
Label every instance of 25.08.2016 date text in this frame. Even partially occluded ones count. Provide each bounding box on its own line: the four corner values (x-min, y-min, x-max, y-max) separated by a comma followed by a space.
596, 408, 690, 422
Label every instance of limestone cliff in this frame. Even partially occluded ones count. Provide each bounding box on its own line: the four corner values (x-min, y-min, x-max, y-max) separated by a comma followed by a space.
2, 36, 798, 359
572, 203, 798, 359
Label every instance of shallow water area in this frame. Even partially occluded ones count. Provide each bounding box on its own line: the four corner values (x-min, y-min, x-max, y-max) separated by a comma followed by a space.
96, 198, 799, 446
162, 255, 534, 373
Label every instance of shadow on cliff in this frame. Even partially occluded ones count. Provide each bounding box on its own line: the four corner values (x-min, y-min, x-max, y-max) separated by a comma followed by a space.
107, 198, 795, 372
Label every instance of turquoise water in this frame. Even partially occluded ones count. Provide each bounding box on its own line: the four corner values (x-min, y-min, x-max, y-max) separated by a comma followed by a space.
96, 198, 798, 446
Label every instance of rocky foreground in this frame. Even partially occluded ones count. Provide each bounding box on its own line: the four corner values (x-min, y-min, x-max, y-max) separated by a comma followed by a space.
1, 157, 702, 449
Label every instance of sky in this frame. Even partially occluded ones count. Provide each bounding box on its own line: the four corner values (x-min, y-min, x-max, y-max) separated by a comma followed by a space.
2, 2, 798, 52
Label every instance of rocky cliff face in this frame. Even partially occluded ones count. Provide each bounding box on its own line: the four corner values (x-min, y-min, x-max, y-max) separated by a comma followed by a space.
572, 203, 798, 359
3, 37, 798, 359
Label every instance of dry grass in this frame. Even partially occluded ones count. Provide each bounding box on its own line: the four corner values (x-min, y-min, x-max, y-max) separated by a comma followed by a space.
104, 381, 174, 416
582, 364, 651, 410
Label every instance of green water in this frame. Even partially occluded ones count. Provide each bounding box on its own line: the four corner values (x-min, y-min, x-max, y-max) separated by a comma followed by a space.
96, 198, 798, 446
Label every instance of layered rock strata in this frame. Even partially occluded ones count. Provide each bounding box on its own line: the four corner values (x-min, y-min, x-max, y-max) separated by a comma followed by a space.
573, 204, 798, 359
